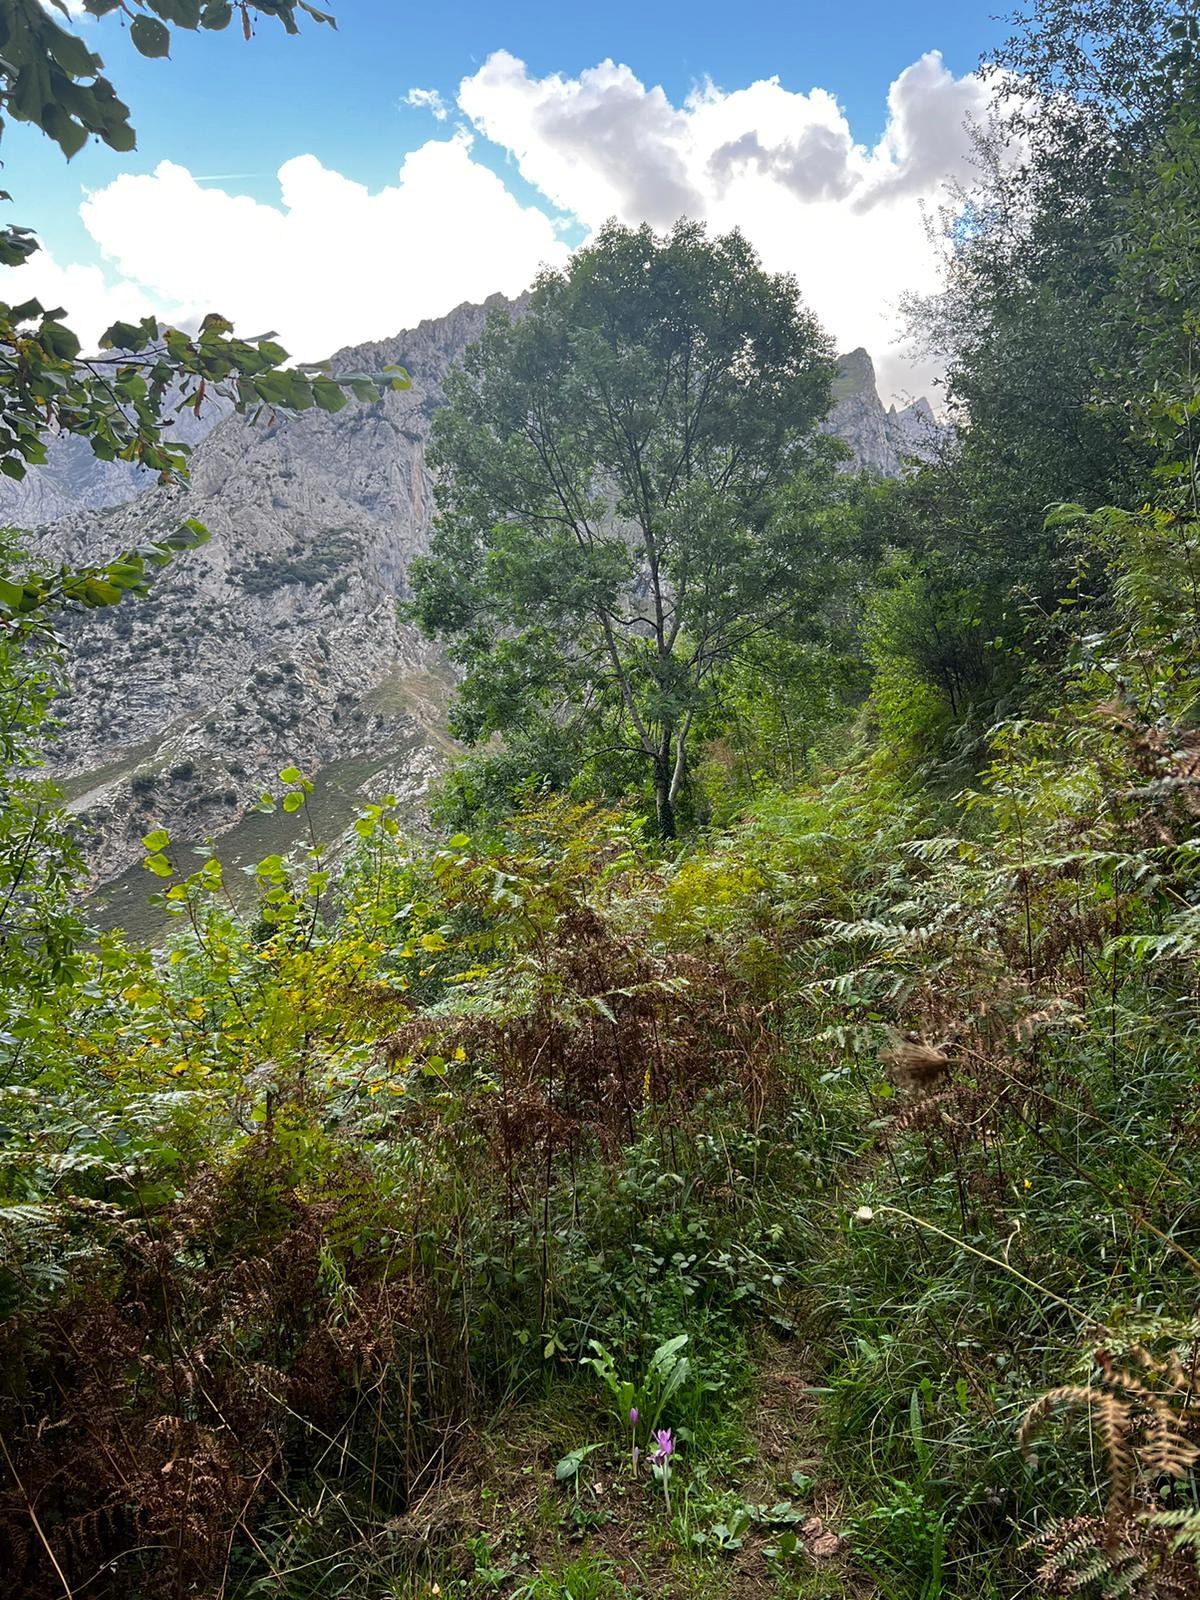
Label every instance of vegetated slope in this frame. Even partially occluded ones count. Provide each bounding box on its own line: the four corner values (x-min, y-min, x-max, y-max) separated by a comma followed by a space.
6, 502, 1200, 1600
27, 319, 933, 901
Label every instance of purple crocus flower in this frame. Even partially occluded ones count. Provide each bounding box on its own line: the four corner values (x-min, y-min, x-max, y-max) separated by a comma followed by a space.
649, 1427, 675, 1516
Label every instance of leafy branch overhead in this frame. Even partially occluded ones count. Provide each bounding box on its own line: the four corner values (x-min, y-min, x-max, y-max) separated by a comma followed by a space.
3, 0, 335, 161
0, 520, 211, 630
0, 300, 408, 488
0, 0, 402, 622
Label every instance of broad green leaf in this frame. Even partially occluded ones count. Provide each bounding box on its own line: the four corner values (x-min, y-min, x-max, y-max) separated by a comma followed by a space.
130, 15, 171, 56
554, 1443, 602, 1481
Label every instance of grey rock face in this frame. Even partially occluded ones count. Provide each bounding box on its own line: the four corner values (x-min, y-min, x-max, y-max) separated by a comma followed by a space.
35, 298, 505, 893
23, 303, 935, 900
823, 347, 943, 476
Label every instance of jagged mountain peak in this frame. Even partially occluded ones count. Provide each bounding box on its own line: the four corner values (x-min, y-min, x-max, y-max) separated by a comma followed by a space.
832, 346, 879, 399
824, 348, 942, 476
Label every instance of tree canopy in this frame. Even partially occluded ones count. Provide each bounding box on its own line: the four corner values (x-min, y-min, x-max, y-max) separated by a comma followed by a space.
410, 219, 840, 836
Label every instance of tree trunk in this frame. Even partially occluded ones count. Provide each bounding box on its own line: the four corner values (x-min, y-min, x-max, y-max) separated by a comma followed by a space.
653, 754, 676, 839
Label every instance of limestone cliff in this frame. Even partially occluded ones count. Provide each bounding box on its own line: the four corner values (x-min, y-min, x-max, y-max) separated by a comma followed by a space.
823, 347, 941, 475
0, 387, 230, 527
38, 299, 503, 901
20, 302, 936, 905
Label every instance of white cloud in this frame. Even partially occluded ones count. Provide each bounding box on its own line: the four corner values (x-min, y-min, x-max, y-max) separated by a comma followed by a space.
404, 87, 449, 121
0, 48, 1002, 398
854, 51, 990, 209
459, 52, 704, 228
459, 49, 997, 396
3, 133, 569, 359
1, 247, 172, 347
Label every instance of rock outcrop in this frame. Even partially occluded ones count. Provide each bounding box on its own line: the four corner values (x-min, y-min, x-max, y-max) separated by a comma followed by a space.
823, 347, 942, 476
36, 299, 504, 903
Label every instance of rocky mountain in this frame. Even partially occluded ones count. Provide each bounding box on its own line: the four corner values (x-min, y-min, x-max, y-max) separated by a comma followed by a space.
18, 300, 936, 914
823, 347, 941, 475
0, 388, 231, 527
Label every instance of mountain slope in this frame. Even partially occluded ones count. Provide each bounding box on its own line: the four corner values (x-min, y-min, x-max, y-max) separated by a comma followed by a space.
0, 391, 230, 527
26, 301, 935, 898
41, 298, 502, 896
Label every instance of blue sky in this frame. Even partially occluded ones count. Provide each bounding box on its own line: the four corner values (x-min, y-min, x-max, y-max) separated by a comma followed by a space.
8, 0, 1010, 395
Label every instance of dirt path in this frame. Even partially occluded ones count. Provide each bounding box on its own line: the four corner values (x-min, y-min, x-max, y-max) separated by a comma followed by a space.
388, 1334, 864, 1600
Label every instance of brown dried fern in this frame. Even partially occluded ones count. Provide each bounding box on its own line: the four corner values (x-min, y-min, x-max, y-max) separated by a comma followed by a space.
1019, 1344, 1200, 1595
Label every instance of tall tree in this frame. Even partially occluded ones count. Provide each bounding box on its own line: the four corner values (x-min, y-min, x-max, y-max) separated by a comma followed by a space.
867, 0, 1200, 749
410, 221, 837, 837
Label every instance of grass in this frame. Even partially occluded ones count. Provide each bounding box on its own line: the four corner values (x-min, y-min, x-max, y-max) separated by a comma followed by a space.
258, 1332, 861, 1600
203, 1272, 863, 1600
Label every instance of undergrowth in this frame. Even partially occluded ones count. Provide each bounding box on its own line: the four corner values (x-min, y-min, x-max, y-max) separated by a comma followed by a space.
4, 509, 1200, 1598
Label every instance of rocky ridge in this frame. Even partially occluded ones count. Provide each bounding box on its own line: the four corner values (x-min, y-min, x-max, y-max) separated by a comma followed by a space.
20, 302, 936, 904
823, 347, 940, 475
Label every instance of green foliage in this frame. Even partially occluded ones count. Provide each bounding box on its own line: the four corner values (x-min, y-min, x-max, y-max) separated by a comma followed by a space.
880, 1, 1200, 749
0, 0, 404, 501
0, 788, 774, 1589
8, 9, 1200, 1599
1107, 107, 1200, 500
0, 518, 210, 625
0, 300, 408, 493
7, 487, 1200, 1594
429, 726, 591, 836
0, 548, 82, 1042
232, 529, 360, 594
2, 0, 335, 161
410, 218, 840, 837
584, 1332, 693, 1439
0, 0, 407, 1108
511, 1552, 624, 1600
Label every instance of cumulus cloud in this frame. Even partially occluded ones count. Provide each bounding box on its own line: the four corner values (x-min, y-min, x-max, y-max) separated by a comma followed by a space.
459, 51, 704, 229
459, 49, 998, 394
0, 47, 1002, 397
853, 51, 991, 210
4, 132, 569, 358
404, 87, 449, 121
2, 247, 175, 347
708, 123, 858, 203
